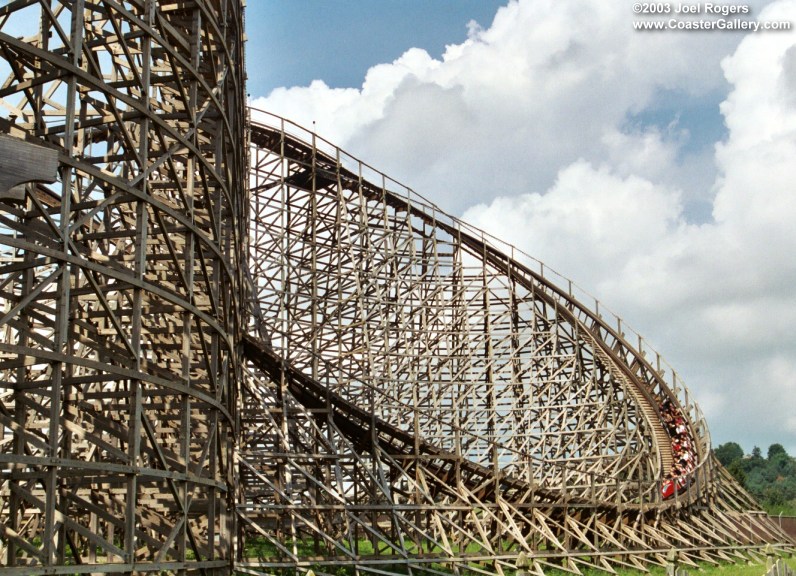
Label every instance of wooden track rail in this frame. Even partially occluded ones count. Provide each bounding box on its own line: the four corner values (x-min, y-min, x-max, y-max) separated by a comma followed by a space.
242, 332, 673, 515
243, 333, 569, 507
248, 117, 684, 486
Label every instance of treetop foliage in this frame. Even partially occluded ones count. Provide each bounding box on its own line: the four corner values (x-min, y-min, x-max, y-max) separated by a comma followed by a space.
714, 442, 796, 514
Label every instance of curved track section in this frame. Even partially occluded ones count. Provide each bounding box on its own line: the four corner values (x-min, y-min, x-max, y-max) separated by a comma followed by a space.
239, 110, 794, 575
0, 3, 246, 574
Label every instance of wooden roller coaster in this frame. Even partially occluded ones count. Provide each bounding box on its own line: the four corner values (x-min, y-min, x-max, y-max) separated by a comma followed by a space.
239, 112, 793, 575
0, 2, 792, 575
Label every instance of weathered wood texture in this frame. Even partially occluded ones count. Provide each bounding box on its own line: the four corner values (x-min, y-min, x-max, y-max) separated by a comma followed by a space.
780, 517, 796, 541
0, 135, 58, 201
0, 1, 246, 574
766, 558, 796, 576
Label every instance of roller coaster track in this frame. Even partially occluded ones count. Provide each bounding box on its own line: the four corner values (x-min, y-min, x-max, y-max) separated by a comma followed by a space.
237, 112, 795, 575
243, 334, 564, 506
247, 118, 678, 481
242, 331, 671, 514
240, 331, 791, 574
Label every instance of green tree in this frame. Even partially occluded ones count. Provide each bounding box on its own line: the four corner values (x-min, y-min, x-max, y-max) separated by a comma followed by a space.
764, 485, 787, 506
715, 442, 744, 466
726, 459, 747, 485
707, 440, 796, 514
767, 443, 788, 461
745, 467, 766, 499
739, 446, 765, 475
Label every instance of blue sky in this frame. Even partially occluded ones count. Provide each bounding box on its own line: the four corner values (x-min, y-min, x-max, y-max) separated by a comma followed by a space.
246, 1, 506, 95
247, 1, 734, 221
250, 0, 796, 456
246, 1, 728, 177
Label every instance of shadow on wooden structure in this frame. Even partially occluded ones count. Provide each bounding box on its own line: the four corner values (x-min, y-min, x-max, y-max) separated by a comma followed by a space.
0, 3, 793, 576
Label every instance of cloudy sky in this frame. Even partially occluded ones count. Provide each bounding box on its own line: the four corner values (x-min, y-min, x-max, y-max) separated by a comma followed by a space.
248, 0, 796, 456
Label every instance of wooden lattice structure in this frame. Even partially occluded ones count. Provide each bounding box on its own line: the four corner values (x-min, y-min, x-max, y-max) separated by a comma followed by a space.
0, 1, 245, 574
239, 111, 794, 575
0, 3, 792, 576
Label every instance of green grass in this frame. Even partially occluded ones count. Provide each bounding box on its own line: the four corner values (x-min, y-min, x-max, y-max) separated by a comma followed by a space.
241, 536, 489, 560
540, 556, 796, 575
763, 501, 796, 516
236, 542, 796, 576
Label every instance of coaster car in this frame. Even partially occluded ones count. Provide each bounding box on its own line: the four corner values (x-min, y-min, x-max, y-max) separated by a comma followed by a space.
661, 476, 688, 500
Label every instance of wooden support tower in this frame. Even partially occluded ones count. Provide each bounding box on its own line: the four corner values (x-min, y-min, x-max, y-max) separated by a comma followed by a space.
0, 1, 246, 574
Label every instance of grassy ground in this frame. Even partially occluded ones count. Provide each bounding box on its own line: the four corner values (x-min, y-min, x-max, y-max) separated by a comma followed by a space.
540, 556, 796, 575
239, 538, 796, 575
234, 555, 796, 576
